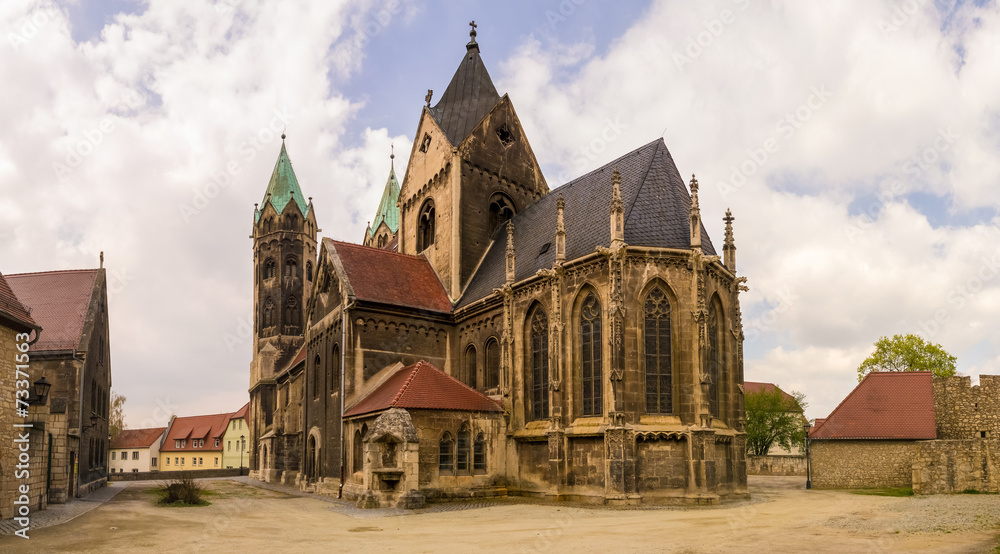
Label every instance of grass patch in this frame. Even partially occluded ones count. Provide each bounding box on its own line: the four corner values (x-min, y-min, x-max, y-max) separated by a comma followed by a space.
155, 478, 211, 507
850, 487, 914, 497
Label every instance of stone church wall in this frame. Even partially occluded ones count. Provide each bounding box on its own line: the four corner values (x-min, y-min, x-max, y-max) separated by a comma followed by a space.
810, 440, 916, 489
566, 436, 605, 490
912, 439, 999, 494
636, 437, 688, 492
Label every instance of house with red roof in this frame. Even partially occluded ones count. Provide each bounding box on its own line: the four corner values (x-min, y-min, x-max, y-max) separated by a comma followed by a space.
744, 381, 808, 456
808, 371, 999, 493
110, 427, 167, 473
159, 412, 233, 471
221, 403, 250, 470
7, 266, 112, 503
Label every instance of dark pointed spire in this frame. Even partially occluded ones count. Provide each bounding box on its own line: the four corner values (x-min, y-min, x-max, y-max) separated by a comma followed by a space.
428, 23, 501, 145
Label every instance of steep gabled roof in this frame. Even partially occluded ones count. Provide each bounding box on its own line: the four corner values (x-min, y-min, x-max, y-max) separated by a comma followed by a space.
7, 269, 100, 352
161, 412, 233, 452
428, 37, 501, 146
809, 372, 936, 440
111, 427, 166, 450
327, 239, 452, 314
365, 165, 401, 241
230, 402, 249, 421
255, 141, 310, 223
459, 138, 716, 307
344, 360, 502, 417
0, 270, 38, 332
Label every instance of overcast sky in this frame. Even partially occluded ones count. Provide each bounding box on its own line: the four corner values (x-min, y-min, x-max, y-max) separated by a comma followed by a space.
2, 0, 998, 427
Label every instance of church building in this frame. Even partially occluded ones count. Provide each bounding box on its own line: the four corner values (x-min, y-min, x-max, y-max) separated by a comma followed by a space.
248, 25, 749, 506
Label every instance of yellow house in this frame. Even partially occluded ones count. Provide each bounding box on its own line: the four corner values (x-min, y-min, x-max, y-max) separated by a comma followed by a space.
159, 412, 229, 471
222, 403, 250, 469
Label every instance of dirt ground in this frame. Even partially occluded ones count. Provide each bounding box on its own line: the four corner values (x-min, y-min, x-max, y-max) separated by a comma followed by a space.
7, 477, 1000, 553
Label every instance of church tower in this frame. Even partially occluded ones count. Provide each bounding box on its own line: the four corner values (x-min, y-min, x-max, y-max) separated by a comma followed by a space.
363, 149, 401, 250
398, 23, 548, 300
249, 135, 317, 469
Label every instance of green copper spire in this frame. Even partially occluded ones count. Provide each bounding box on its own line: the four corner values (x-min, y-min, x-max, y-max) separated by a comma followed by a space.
365, 152, 400, 240
256, 138, 310, 223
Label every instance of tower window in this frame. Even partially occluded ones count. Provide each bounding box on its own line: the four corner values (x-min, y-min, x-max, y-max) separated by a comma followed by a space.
417, 200, 436, 251
306, 261, 313, 281
495, 124, 514, 147
285, 296, 299, 332
264, 258, 276, 280
644, 287, 672, 414
313, 355, 321, 399
285, 256, 298, 277
488, 193, 516, 236
419, 133, 432, 153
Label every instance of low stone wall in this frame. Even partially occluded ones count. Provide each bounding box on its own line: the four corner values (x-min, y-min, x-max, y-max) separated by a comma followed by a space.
810, 440, 916, 489
747, 455, 806, 476
108, 468, 246, 482
913, 439, 999, 494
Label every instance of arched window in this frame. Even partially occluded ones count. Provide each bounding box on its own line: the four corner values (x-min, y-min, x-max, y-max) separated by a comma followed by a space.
463, 345, 477, 390
473, 433, 487, 472
707, 300, 721, 418
644, 287, 672, 414
484, 338, 500, 391
352, 428, 363, 472
580, 292, 603, 417
285, 256, 298, 278
286, 215, 298, 230
262, 298, 275, 331
285, 296, 299, 329
377, 235, 386, 248
417, 200, 435, 251
488, 193, 516, 235
529, 309, 549, 420
306, 261, 313, 281
313, 355, 321, 399
263, 258, 275, 280
330, 344, 340, 393
456, 424, 471, 473
438, 432, 454, 472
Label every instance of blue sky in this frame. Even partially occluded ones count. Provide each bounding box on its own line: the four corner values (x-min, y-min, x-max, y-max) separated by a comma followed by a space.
3, 0, 999, 426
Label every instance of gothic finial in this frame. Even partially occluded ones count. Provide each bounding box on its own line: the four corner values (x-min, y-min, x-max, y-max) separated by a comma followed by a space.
505, 219, 515, 284
281, 127, 286, 141
308, 196, 313, 204
467, 20, 479, 50
689, 174, 702, 249
723, 209, 736, 272
610, 168, 624, 244
556, 194, 566, 264
99, 251, 104, 269
425, 89, 433, 106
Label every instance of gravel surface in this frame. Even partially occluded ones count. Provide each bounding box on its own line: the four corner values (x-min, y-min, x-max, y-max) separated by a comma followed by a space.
824, 493, 1000, 533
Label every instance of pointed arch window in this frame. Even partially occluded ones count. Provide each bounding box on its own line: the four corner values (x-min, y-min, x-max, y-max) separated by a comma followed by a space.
484, 338, 500, 392
264, 258, 276, 280
352, 426, 365, 472
463, 345, 477, 390
438, 432, 454, 472
473, 433, 487, 472
313, 355, 321, 399
330, 344, 340, 394
707, 301, 721, 418
488, 193, 516, 236
262, 298, 275, 332
580, 292, 603, 417
643, 287, 672, 414
285, 296, 299, 331
417, 200, 435, 251
284, 256, 298, 278
529, 309, 550, 420
456, 424, 471, 473
306, 261, 313, 281
377, 235, 386, 248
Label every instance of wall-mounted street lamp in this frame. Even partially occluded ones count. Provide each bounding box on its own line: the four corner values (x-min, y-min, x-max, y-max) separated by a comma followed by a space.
240, 434, 246, 473
81, 415, 100, 431
28, 376, 52, 406
804, 421, 812, 490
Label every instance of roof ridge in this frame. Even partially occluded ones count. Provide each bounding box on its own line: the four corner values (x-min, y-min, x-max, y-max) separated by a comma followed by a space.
327, 239, 430, 261
622, 139, 663, 223
813, 371, 932, 438
8, 268, 100, 277
390, 362, 423, 407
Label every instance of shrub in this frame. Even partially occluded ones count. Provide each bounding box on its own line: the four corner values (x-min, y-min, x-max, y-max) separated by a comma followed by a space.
158, 477, 208, 506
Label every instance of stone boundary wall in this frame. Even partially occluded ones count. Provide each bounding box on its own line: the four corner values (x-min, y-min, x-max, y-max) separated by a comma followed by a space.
810, 440, 915, 489
933, 375, 1000, 440
108, 468, 247, 482
747, 455, 806, 476
913, 439, 999, 494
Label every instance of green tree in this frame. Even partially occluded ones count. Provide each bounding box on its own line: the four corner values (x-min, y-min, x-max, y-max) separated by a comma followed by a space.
857, 333, 957, 382
109, 390, 127, 441
745, 386, 808, 456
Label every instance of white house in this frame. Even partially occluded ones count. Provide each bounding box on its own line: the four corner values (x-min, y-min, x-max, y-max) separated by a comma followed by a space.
110, 427, 167, 473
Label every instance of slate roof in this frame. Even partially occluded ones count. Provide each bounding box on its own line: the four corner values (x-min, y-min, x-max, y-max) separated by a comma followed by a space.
0, 270, 38, 332
111, 427, 166, 450
428, 39, 501, 146
809, 372, 937, 440
7, 269, 99, 352
366, 165, 401, 242
255, 141, 310, 223
744, 381, 802, 410
161, 412, 233, 452
459, 138, 716, 307
327, 239, 452, 314
344, 360, 502, 417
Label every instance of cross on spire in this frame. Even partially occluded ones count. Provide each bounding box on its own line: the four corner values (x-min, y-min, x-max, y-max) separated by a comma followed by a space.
467, 20, 479, 50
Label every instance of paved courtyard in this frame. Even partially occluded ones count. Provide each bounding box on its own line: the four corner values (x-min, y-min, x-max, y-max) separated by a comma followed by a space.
3, 476, 998, 552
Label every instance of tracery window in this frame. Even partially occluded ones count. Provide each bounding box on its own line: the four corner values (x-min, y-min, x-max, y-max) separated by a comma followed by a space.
264, 258, 276, 280
456, 424, 471, 473
473, 433, 487, 472
644, 287, 672, 414
417, 200, 435, 251
707, 301, 721, 418
580, 292, 603, 417
463, 345, 477, 390
285, 256, 298, 277
484, 338, 500, 391
262, 298, 275, 330
438, 432, 454, 472
529, 309, 549, 420
488, 193, 516, 236
285, 296, 299, 328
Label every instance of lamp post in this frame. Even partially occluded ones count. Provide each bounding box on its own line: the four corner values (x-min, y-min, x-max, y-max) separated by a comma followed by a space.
240, 434, 245, 474
29, 376, 52, 406
804, 421, 812, 490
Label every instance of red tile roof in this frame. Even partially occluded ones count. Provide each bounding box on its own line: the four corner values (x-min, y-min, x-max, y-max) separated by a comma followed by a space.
7, 269, 99, 352
161, 412, 233, 452
230, 402, 249, 420
809, 372, 936, 440
111, 427, 166, 449
344, 360, 502, 417
328, 239, 452, 314
745, 381, 801, 410
0, 270, 38, 331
